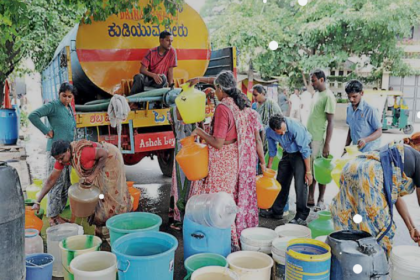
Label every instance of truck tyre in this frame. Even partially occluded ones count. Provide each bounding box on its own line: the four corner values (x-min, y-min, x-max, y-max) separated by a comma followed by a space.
158, 149, 174, 177
403, 125, 414, 135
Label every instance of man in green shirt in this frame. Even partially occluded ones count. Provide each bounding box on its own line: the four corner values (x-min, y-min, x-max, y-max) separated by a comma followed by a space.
307, 69, 336, 211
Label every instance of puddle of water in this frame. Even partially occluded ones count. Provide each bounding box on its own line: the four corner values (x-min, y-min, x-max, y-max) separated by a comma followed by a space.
135, 183, 170, 213
136, 184, 163, 201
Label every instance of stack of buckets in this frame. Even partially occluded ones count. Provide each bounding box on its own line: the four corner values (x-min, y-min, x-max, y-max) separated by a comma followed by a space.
105, 211, 182, 280
240, 227, 277, 254
59, 235, 103, 280
272, 237, 294, 279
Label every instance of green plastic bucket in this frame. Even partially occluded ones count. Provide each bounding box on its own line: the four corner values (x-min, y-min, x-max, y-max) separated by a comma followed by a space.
184, 253, 228, 280
264, 146, 283, 171
313, 155, 335, 185
106, 212, 162, 245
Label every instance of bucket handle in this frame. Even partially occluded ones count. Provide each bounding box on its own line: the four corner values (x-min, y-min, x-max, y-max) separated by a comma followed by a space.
184, 271, 193, 280
191, 232, 205, 239
26, 260, 43, 269
118, 260, 131, 273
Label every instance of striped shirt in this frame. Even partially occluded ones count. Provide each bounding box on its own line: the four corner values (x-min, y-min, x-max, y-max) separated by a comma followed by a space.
141, 47, 177, 77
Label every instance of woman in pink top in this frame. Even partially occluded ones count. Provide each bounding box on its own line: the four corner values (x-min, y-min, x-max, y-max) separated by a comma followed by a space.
189, 71, 265, 251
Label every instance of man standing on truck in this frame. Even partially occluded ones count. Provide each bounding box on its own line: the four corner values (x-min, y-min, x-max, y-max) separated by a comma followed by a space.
130, 31, 177, 94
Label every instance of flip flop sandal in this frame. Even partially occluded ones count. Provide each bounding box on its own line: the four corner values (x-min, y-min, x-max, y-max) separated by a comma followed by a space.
307, 202, 315, 207
170, 222, 182, 231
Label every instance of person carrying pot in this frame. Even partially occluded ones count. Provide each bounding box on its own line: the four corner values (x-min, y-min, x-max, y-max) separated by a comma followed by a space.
32, 139, 131, 235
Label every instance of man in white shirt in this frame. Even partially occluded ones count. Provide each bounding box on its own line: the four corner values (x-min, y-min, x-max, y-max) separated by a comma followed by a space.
300, 87, 313, 127
289, 88, 301, 121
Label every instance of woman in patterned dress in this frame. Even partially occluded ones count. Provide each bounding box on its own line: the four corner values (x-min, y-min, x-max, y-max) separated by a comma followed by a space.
188, 71, 265, 251
330, 142, 420, 257
33, 139, 131, 234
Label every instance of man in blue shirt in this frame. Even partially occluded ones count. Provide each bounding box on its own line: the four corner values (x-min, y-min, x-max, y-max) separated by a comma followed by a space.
345, 80, 382, 152
260, 114, 313, 225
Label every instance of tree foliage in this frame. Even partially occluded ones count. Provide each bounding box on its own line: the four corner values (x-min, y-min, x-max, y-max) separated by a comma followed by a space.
0, 0, 184, 88
204, 0, 420, 87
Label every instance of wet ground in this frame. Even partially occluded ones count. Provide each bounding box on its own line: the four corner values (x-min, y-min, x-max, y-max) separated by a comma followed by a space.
22, 117, 420, 280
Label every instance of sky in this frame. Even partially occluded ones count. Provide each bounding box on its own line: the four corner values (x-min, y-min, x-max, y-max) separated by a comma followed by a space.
185, 0, 206, 12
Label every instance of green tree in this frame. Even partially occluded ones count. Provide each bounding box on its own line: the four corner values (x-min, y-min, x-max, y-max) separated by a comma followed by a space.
206, 0, 420, 88
0, 0, 183, 100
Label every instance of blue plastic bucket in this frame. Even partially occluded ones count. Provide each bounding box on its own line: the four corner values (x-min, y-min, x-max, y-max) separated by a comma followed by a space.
112, 231, 178, 280
0, 108, 18, 145
26, 253, 54, 280
106, 212, 162, 245
286, 238, 331, 280
183, 217, 231, 260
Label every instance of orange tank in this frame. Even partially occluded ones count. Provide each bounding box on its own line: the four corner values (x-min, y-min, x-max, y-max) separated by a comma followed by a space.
53, 1, 211, 103
25, 206, 43, 233
127, 182, 141, 211
256, 169, 281, 209
175, 136, 209, 181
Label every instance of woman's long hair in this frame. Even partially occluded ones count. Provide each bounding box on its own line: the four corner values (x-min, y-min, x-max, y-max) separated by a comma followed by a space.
214, 71, 250, 110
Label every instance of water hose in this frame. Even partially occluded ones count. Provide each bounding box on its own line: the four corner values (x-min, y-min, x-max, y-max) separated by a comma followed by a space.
75, 88, 181, 112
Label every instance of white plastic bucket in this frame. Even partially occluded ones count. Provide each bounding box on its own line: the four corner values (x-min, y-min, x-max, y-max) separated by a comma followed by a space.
240, 227, 277, 254
192, 266, 239, 280
240, 242, 271, 254
271, 237, 294, 280
46, 223, 83, 277
315, 235, 328, 243
227, 251, 273, 280
274, 224, 311, 239
391, 246, 420, 280
70, 251, 117, 280
271, 237, 294, 262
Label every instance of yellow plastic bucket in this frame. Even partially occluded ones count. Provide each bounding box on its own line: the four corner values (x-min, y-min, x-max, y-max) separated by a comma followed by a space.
36, 191, 48, 211
331, 168, 341, 188
175, 83, 206, 124
70, 168, 80, 185
26, 179, 42, 200
59, 235, 102, 280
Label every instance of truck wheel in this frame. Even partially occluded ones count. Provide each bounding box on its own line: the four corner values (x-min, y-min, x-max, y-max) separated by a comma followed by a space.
158, 149, 174, 177
403, 125, 414, 135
